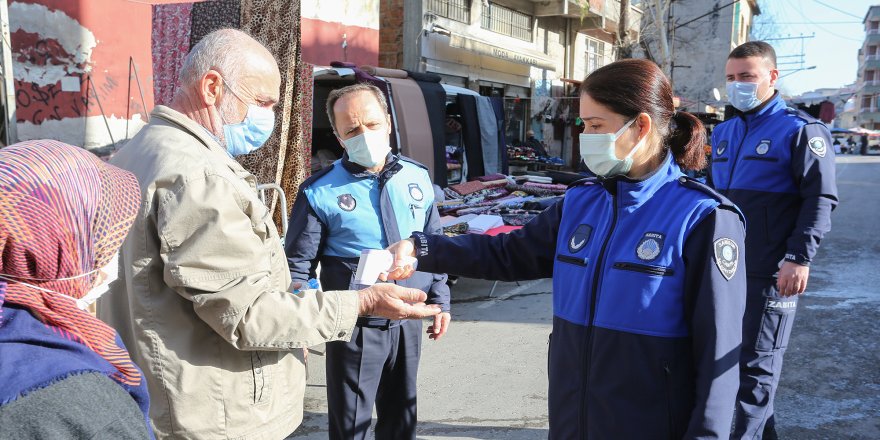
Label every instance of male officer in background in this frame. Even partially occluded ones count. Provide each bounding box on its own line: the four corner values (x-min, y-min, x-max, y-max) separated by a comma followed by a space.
710, 41, 838, 439
286, 83, 451, 440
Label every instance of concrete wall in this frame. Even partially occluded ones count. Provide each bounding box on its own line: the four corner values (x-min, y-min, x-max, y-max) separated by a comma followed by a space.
640, 0, 756, 112
665, 0, 737, 111
301, 0, 380, 67
10, 0, 154, 149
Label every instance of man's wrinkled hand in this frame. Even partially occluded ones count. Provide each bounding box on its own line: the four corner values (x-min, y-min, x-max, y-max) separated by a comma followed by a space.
380, 238, 418, 281
777, 261, 809, 297
427, 312, 451, 341
358, 283, 440, 319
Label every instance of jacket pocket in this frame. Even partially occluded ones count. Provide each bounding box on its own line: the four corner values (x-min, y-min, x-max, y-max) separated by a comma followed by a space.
663, 360, 677, 438
556, 254, 588, 266
612, 262, 674, 276
756, 296, 798, 352
250, 352, 270, 405
743, 155, 780, 162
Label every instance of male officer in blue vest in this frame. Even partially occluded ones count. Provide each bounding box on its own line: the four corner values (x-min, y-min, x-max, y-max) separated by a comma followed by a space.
710, 41, 838, 439
285, 83, 451, 440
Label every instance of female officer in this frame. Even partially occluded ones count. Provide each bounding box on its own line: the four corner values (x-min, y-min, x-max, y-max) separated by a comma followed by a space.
385, 59, 747, 439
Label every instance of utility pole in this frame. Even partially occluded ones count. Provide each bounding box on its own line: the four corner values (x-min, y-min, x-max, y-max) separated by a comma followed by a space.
617, 0, 631, 59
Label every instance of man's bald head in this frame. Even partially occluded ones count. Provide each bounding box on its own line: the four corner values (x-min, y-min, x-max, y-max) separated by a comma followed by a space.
171, 28, 281, 145
179, 28, 278, 89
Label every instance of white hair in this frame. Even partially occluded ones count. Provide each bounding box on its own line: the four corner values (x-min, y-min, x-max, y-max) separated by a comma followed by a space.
178, 28, 263, 89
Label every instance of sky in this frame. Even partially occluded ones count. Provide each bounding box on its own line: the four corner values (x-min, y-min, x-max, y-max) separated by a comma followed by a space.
754, 0, 877, 95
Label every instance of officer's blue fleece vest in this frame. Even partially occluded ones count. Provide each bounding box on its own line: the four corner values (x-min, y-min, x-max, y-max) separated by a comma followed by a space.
711, 93, 803, 195
552, 154, 719, 336
303, 159, 435, 258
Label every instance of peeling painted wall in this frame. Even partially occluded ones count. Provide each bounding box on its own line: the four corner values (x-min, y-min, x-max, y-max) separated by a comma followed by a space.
301, 0, 379, 66
10, 0, 154, 149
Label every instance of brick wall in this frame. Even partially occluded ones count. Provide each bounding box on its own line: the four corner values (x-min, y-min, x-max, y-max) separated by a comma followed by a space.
379, 0, 404, 68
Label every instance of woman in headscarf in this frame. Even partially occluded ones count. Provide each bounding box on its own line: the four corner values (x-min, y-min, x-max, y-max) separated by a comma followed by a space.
0, 140, 152, 438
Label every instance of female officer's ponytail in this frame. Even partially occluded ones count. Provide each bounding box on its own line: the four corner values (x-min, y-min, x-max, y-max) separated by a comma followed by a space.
579, 59, 707, 171
668, 111, 707, 171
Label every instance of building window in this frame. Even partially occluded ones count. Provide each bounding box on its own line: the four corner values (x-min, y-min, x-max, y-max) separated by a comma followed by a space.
586, 37, 606, 74
427, 0, 471, 23
481, 2, 533, 42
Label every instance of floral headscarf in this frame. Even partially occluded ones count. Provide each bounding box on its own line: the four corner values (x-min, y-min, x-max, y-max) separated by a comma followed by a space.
0, 140, 141, 386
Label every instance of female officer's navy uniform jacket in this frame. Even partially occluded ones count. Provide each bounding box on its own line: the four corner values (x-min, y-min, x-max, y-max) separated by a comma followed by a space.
411, 153, 747, 439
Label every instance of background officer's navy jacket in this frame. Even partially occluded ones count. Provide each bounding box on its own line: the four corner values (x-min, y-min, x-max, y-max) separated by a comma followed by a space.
414, 153, 747, 439
711, 92, 838, 276
285, 154, 449, 311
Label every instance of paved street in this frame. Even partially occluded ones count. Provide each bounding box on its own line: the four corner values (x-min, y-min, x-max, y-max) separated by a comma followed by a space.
291, 156, 880, 439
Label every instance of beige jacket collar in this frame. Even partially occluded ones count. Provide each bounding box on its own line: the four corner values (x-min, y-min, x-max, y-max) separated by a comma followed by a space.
149, 105, 251, 176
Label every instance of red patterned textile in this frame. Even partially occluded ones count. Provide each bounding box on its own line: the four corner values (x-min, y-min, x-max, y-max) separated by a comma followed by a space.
152, 2, 193, 106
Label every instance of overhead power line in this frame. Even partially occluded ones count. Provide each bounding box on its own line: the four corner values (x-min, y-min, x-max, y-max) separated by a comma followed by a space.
811, 0, 863, 20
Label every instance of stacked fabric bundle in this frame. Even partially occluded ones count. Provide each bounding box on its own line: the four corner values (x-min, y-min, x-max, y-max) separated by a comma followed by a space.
437, 173, 567, 235
465, 215, 505, 234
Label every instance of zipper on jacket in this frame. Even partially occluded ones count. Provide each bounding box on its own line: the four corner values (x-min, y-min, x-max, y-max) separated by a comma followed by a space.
556, 254, 588, 266
612, 262, 674, 276
726, 116, 749, 191
578, 185, 619, 437
664, 360, 676, 438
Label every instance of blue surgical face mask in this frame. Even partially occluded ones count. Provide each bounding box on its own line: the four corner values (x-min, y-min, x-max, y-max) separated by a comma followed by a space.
579, 117, 645, 177
343, 129, 391, 168
218, 83, 275, 156
222, 104, 275, 156
727, 81, 771, 112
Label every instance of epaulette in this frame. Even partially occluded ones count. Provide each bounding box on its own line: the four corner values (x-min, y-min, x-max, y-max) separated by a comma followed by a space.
397, 154, 429, 171
676, 176, 745, 224
567, 176, 599, 190
785, 107, 826, 126
299, 163, 335, 190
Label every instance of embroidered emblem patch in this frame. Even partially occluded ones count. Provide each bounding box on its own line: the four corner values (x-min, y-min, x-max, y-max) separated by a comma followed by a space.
756, 139, 771, 155
808, 137, 827, 157
636, 232, 664, 261
408, 183, 424, 201
715, 140, 728, 156
713, 237, 739, 281
568, 224, 593, 253
337, 194, 357, 212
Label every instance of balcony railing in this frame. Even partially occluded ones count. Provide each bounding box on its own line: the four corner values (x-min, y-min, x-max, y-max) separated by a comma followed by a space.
866, 54, 880, 61
865, 79, 880, 86
868, 28, 880, 35
860, 107, 877, 113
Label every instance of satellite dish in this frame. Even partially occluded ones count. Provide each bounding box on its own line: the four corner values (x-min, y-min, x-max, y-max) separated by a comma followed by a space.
712, 87, 721, 101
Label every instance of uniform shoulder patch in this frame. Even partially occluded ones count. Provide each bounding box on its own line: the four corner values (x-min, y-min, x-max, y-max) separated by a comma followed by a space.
713, 237, 739, 281
808, 136, 827, 158
715, 140, 728, 156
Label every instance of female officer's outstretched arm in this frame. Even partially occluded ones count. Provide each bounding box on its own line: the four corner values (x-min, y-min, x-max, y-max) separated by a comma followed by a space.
386, 200, 562, 282
682, 204, 747, 438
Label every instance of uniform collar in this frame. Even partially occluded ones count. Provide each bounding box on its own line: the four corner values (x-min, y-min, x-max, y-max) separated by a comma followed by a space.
341, 152, 401, 179
600, 152, 682, 208
736, 91, 786, 122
